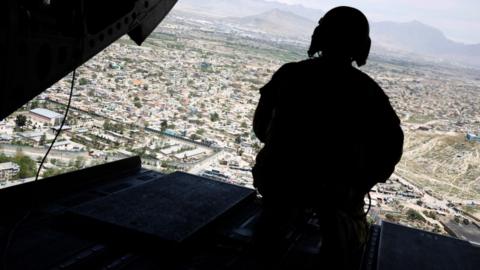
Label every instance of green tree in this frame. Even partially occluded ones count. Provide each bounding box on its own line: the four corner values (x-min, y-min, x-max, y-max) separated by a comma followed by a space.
190, 134, 200, 141
385, 214, 398, 222
423, 210, 437, 220
161, 120, 168, 132
103, 119, 111, 130
30, 100, 39, 109
134, 101, 142, 108
406, 209, 425, 222
42, 168, 63, 178
0, 153, 9, 163
15, 115, 27, 128
74, 157, 85, 169
252, 142, 261, 152
210, 112, 219, 122
12, 153, 37, 179
39, 134, 46, 146
79, 77, 90, 85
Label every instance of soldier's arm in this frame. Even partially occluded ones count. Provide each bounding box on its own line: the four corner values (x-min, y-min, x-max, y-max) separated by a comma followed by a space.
253, 64, 290, 143
358, 80, 404, 192
253, 89, 275, 143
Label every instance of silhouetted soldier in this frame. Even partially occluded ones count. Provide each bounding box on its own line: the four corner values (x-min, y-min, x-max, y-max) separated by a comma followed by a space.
252, 6, 404, 269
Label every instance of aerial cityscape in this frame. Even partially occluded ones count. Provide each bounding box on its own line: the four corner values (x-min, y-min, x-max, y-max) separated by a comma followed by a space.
1, 4, 480, 244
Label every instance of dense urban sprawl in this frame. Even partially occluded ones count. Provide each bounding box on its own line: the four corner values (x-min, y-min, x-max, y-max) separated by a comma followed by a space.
1, 12, 480, 242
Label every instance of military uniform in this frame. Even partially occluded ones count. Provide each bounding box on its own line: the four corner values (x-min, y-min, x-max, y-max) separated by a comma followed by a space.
252, 56, 403, 269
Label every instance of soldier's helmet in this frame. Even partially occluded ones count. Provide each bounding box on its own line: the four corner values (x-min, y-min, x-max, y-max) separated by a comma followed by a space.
308, 6, 371, 66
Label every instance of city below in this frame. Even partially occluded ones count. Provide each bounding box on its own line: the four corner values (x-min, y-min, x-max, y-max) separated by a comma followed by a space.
1, 9, 480, 246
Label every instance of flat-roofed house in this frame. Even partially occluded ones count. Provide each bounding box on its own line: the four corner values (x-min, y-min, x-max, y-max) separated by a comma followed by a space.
0, 162, 20, 182
29, 108, 64, 126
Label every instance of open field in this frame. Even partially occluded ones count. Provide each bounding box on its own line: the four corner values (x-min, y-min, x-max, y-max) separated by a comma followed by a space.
397, 131, 480, 201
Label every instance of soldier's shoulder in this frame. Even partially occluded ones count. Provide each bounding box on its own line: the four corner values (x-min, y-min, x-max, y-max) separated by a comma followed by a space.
351, 67, 387, 97
277, 58, 318, 72
351, 67, 378, 85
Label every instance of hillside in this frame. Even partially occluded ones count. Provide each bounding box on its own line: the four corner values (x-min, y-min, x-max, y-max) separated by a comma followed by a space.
223, 9, 316, 39
372, 21, 480, 68
175, 0, 323, 21
173, 0, 480, 68
396, 132, 480, 201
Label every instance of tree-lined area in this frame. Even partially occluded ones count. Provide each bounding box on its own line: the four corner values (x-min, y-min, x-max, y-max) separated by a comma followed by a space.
0, 151, 37, 179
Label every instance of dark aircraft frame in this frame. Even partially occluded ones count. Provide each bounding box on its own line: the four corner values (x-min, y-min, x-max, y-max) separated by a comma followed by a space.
0, 0, 178, 121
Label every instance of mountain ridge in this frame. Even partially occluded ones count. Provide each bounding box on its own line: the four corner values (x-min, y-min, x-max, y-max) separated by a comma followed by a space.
172, 0, 480, 67
175, 0, 323, 21
222, 9, 316, 39
371, 20, 480, 67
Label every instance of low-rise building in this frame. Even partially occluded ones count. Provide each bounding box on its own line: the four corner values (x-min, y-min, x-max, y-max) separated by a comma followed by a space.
51, 140, 86, 151
29, 108, 64, 126
174, 148, 205, 160
466, 133, 480, 142
0, 134, 13, 142
18, 131, 44, 145
0, 162, 20, 181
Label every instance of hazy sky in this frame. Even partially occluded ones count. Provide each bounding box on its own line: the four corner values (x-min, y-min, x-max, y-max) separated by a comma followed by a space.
268, 0, 480, 44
